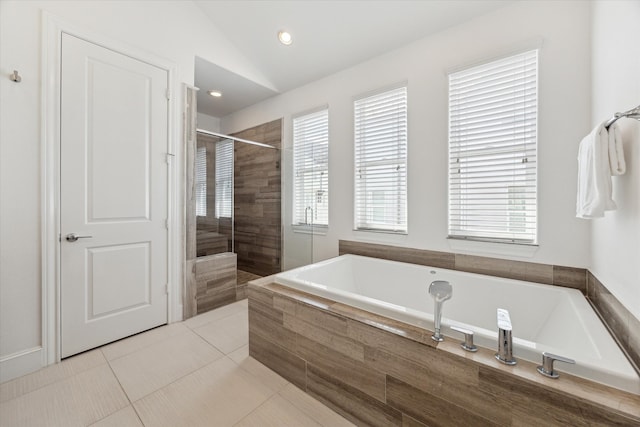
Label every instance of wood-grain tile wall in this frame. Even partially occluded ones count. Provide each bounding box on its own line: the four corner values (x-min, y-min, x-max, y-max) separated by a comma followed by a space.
232, 119, 282, 277
248, 282, 640, 426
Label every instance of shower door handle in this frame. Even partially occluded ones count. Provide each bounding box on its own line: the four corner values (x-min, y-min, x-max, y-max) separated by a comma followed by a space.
65, 233, 93, 242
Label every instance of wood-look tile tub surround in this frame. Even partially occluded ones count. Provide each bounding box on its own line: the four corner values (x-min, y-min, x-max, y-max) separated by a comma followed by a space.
338, 240, 640, 374
248, 279, 640, 426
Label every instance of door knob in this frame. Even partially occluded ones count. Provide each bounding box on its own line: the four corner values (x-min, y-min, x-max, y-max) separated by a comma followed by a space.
65, 233, 93, 242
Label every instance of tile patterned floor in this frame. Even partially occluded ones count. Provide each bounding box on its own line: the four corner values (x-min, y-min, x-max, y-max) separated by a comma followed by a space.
0, 300, 354, 427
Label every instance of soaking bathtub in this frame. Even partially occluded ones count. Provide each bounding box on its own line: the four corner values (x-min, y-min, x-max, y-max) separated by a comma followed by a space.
274, 254, 640, 394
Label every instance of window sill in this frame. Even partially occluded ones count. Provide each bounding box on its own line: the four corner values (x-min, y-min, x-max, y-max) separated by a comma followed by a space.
292, 224, 328, 236
447, 237, 538, 258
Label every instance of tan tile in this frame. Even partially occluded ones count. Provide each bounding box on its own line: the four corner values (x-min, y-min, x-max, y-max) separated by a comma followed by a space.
89, 406, 143, 427
101, 322, 188, 361
296, 334, 386, 403
228, 344, 249, 364
109, 329, 224, 401
235, 394, 321, 427
184, 299, 247, 330
552, 265, 587, 291
249, 331, 307, 390
196, 287, 238, 314
306, 366, 401, 427
401, 414, 429, 427
283, 314, 365, 362
0, 364, 128, 427
338, 240, 455, 269
386, 375, 495, 427
192, 310, 248, 354
133, 357, 274, 427
230, 354, 289, 394
455, 254, 528, 281
279, 383, 355, 427
0, 349, 106, 403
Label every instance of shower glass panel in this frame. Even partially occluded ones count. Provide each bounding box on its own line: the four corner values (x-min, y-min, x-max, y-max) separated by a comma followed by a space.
196, 133, 234, 257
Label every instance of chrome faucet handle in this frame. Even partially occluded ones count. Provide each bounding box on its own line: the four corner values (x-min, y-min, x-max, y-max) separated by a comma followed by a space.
450, 326, 478, 352
536, 352, 575, 379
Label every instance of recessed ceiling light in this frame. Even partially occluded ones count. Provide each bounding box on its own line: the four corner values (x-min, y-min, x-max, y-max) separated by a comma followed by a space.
208, 90, 222, 97
277, 30, 293, 46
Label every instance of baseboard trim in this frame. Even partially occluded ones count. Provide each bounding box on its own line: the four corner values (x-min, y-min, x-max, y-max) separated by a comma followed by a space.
0, 347, 43, 383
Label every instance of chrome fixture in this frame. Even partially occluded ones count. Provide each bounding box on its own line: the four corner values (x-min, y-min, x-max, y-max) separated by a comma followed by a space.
9, 70, 21, 83
450, 325, 477, 352
604, 104, 640, 130
495, 308, 517, 365
196, 129, 278, 150
65, 233, 93, 242
537, 352, 575, 379
429, 280, 452, 342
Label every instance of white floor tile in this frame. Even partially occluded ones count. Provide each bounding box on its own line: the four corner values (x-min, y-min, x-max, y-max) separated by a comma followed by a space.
109, 329, 224, 401
279, 383, 356, 427
101, 322, 189, 361
184, 300, 248, 330
192, 310, 248, 354
234, 394, 322, 427
133, 357, 275, 427
89, 405, 143, 427
0, 349, 106, 403
227, 344, 249, 364
0, 364, 128, 427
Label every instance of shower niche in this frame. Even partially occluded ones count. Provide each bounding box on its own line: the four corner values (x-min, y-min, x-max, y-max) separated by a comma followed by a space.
184, 85, 283, 318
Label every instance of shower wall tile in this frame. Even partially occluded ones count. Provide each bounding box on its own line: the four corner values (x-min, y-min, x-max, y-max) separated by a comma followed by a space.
232, 119, 282, 278
195, 252, 238, 314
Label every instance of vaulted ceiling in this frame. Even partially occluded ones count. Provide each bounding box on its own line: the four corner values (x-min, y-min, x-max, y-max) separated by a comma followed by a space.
193, 0, 512, 118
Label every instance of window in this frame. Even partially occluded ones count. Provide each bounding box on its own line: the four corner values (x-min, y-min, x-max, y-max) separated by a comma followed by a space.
195, 146, 207, 217
293, 108, 329, 226
215, 139, 233, 218
448, 50, 538, 244
354, 86, 407, 232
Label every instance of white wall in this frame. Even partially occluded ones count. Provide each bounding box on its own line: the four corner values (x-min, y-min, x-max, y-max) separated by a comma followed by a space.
0, 0, 265, 380
196, 113, 221, 133
222, 1, 592, 269
590, 1, 640, 321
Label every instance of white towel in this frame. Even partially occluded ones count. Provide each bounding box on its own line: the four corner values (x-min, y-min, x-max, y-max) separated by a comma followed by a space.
608, 123, 626, 176
576, 122, 616, 218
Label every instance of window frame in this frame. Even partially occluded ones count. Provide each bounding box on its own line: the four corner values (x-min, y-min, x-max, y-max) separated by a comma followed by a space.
353, 84, 408, 234
292, 106, 330, 230
447, 49, 539, 245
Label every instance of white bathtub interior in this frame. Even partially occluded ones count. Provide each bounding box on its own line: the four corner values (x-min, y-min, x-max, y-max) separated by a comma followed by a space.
274, 254, 640, 395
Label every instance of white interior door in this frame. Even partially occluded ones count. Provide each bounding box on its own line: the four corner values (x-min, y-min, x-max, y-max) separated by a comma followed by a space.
60, 33, 169, 358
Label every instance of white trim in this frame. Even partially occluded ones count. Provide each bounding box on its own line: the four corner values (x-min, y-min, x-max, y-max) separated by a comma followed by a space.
41, 12, 181, 368
0, 347, 43, 383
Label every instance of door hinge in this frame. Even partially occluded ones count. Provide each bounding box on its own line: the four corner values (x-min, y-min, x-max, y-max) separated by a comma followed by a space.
166, 153, 175, 164
166, 89, 171, 100
165, 219, 169, 229
165, 284, 169, 295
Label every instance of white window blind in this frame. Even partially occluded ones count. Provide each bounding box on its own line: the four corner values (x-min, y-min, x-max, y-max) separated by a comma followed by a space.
448, 50, 538, 244
215, 139, 233, 218
354, 86, 407, 232
195, 146, 207, 217
293, 108, 329, 226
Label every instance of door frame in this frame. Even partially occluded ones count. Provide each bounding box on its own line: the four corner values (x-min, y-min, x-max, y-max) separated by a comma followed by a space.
42, 13, 181, 366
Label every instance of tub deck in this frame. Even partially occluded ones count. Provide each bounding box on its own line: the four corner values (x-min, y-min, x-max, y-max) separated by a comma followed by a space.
248, 277, 640, 426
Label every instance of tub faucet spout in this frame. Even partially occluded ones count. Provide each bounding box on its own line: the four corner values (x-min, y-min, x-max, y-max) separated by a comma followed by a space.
429, 280, 452, 342
495, 308, 517, 365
